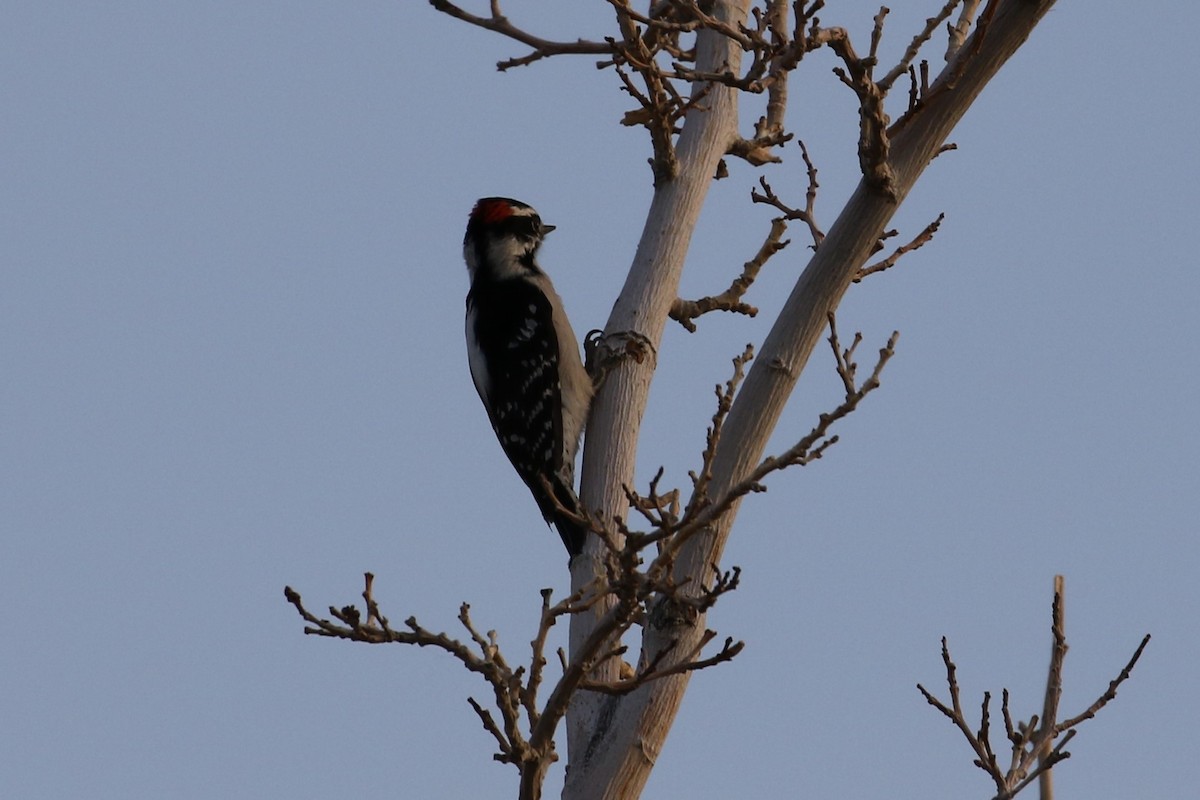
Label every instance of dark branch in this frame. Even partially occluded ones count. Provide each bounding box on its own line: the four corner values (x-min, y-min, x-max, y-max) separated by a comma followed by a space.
854, 212, 944, 282
429, 0, 612, 70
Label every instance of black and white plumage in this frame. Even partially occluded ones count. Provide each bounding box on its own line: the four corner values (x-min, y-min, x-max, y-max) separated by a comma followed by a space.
463, 197, 594, 557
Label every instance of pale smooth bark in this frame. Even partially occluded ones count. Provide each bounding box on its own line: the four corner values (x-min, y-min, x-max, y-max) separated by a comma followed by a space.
566, 2, 1058, 799
567, 0, 751, 772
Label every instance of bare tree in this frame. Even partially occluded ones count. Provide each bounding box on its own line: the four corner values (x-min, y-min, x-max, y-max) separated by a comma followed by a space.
286, 2, 1148, 798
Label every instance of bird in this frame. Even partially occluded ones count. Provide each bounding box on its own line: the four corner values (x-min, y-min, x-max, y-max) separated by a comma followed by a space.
462, 197, 594, 557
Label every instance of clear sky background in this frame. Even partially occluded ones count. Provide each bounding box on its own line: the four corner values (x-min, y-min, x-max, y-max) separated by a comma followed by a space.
3, 2, 1197, 798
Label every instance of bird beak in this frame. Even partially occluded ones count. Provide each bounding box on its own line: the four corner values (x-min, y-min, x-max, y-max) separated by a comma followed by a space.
541, 223, 556, 236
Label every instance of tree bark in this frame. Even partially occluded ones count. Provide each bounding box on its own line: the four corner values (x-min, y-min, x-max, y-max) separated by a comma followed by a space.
566, 2, 1058, 798
567, 0, 752, 782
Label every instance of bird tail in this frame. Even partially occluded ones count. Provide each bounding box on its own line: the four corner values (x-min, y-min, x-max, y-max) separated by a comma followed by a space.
536, 475, 588, 558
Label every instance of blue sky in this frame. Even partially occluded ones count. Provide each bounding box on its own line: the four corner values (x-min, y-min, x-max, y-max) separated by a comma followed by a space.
3, 2, 1197, 798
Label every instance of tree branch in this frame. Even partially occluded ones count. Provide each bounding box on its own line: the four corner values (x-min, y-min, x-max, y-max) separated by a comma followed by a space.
750, 140, 825, 249
878, 0, 964, 91
917, 577, 1151, 800
663, 320, 896, 561
946, 0, 984, 61
817, 23, 896, 195
854, 212, 944, 282
669, 215, 791, 331
428, 0, 612, 70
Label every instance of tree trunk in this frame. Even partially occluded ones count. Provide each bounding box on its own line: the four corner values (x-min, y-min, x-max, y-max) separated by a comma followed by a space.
564, 2, 1059, 798
566, 0, 752, 779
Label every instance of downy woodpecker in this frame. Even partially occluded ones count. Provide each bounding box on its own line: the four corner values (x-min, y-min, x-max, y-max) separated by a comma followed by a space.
462, 197, 593, 557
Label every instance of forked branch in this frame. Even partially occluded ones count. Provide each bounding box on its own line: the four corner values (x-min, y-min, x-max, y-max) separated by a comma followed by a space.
854, 212, 944, 282
285, 552, 747, 796
917, 577, 1150, 800
750, 139, 825, 249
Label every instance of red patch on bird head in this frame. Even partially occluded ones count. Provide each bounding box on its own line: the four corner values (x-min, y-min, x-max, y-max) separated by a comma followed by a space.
472, 198, 515, 224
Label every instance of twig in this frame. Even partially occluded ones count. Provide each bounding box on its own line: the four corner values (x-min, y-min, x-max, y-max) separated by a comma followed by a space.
827, 312, 864, 398
1037, 574, 1067, 799
671, 216, 792, 330
816, 24, 895, 195
854, 212, 944, 282
683, 344, 756, 527
670, 323, 898, 556
583, 632, 745, 694
428, 0, 611, 70
468, 696, 514, 761
1055, 633, 1151, 731
879, 0, 963, 91
750, 140, 824, 249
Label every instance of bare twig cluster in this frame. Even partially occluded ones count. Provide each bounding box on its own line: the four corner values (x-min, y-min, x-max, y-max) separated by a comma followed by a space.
630, 315, 898, 564
284, 311, 897, 794
677, 135, 941, 330
751, 140, 824, 247
285, 552, 741, 798
918, 577, 1151, 800
669, 138, 822, 332
428, 1, 983, 188
284, 575, 598, 774
428, 2, 959, 332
